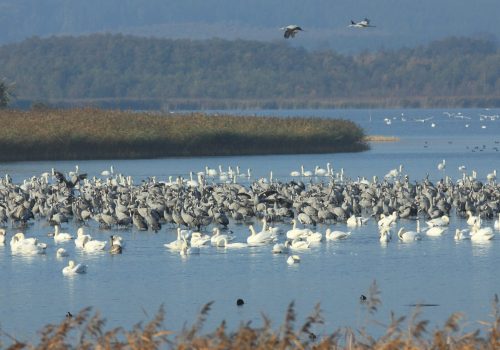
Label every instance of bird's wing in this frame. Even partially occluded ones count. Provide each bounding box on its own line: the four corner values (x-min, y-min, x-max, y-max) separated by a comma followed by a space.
53, 171, 66, 183
284, 30, 290, 38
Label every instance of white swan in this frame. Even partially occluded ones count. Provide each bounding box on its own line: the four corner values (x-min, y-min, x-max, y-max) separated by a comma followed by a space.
379, 227, 391, 243
377, 212, 398, 228
470, 219, 494, 242
190, 232, 211, 247
347, 215, 369, 228
81, 236, 107, 252
466, 211, 479, 226
211, 228, 234, 246
397, 227, 422, 242
0, 228, 5, 245
314, 165, 328, 176
301, 165, 313, 177
305, 231, 323, 243
290, 169, 301, 177
215, 236, 247, 249
62, 260, 87, 275
75, 227, 91, 249
325, 228, 351, 240
10, 232, 47, 255
261, 218, 283, 236
454, 229, 470, 241
180, 239, 200, 256
425, 225, 446, 237
290, 238, 310, 250
56, 247, 69, 257
272, 241, 290, 254
247, 225, 276, 246
101, 165, 114, 177
286, 219, 311, 239
287, 255, 301, 265
426, 215, 449, 227
165, 228, 185, 251
53, 225, 73, 243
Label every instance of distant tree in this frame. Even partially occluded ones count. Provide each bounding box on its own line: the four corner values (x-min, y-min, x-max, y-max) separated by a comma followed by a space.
0, 80, 10, 107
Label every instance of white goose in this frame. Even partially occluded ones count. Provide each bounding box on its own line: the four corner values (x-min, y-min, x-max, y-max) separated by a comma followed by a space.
75, 227, 91, 249
0, 228, 5, 245
81, 236, 107, 253
247, 225, 276, 246
10, 232, 47, 255
325, 228, 351, 240
53, 225, 73, 243
62, 260, 87, 275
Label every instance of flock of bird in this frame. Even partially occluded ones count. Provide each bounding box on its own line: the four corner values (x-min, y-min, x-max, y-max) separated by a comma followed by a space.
0, 161, 498, 274
281, 18, 374, 39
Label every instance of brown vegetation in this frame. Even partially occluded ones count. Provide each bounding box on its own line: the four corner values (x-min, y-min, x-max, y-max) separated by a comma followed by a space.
0, 109, 368, 161
2, 282, 500, 349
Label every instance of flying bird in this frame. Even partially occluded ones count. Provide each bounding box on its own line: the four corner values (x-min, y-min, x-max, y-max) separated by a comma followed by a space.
281, 25, 303, 39
349, 18, 375, 28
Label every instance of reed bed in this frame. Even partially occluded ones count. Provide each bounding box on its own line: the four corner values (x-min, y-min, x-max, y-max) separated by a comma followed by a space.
0, 109, 367, 161
2, 283, 499, 349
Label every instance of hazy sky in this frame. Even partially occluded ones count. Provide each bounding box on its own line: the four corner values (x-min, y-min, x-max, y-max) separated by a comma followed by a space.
0, 0, 498, 52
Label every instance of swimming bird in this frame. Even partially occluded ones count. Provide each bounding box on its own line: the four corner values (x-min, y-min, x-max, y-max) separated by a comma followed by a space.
281, 25, 303, 39
190, 231, 211, 247
494, 213, 500, 230
56, 247, 69, 257
272, 241, 290, 254
397, 227, 422, 242
286, 219, 311, 239
305, 231, 323, 243
426, 215, 449, 227
10, 232, 47, 254
211, 227, 234, 246
325, 228, 350, 240
379, 226, 391, 243
470, 218, 494, 242
165, 228, 185, 251
290, 238, 310, 250
180, 238, 200, 256
348, 18, 376, 28
109, 235, 123, 254
247, 225, 276, 246
75, 227, 91, 249
287, 255, 301, 264
53, 225, 73, 243
81, 236, 107, 252
62, 260, 87, 275
454, 229, 470, 241
466, 211, 479, 227
215, 236, 247, 249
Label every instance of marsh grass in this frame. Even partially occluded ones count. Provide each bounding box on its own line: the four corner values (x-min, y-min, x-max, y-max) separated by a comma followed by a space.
2, 282, 500, 349
0, 109, 367, 161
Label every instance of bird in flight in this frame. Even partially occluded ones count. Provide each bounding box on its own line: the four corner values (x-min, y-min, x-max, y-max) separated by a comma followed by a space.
281, 25, 304, 39
348, 18, 376, 28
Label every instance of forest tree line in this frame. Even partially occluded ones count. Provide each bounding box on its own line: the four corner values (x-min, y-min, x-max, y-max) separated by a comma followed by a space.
1, 34, 499, 109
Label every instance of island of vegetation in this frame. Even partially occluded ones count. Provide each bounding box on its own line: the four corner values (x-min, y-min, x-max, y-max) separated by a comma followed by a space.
0, 109, 368, 161
0, 35, 499, 110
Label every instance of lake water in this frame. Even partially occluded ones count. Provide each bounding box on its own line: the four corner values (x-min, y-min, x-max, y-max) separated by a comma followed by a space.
1, 108, 500, 343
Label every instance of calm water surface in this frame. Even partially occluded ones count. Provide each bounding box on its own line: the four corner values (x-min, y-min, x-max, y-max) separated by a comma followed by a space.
1, 108, 499, 342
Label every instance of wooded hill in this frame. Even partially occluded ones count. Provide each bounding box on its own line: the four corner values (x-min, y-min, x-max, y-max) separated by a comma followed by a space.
1, 35, 499, 109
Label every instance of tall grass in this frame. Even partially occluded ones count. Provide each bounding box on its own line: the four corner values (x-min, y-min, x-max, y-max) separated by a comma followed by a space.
2, 283, 499, 349
0, 109, 367, 161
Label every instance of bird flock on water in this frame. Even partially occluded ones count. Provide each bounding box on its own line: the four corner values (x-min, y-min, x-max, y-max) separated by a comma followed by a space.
0, 161, 498, 274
